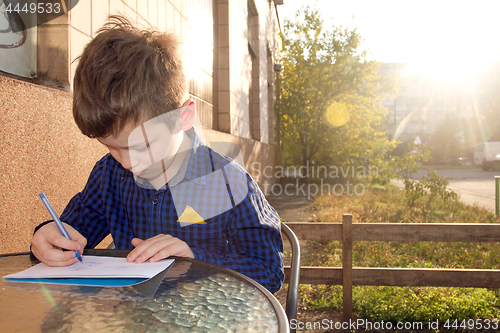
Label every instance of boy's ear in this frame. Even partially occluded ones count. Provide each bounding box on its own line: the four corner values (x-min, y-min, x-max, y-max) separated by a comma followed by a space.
180, 99, 196, 131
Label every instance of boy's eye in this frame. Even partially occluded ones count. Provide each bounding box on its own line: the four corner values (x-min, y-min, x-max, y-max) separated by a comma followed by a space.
128, 146, 147, 153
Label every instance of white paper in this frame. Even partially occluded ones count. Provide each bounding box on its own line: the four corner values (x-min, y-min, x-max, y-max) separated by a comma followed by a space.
3, 256, 175, 280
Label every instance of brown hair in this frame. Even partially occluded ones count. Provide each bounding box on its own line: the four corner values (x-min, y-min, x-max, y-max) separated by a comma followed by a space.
73, 15, 186, 138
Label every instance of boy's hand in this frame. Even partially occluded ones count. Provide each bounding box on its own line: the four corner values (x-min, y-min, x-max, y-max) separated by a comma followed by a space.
127, 234, 194, 263
31, 222, 87, 266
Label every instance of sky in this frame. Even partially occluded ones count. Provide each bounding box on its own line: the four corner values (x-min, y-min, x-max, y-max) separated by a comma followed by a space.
277, 0, 500, 78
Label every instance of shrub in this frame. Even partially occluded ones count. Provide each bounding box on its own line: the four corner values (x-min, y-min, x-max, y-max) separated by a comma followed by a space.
300, 178, 500, 325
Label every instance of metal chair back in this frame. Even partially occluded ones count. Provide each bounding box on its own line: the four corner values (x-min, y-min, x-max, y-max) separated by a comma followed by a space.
281, 222, 301, 333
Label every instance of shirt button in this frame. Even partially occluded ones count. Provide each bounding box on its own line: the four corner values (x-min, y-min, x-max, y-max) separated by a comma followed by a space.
152, 198, 158, 205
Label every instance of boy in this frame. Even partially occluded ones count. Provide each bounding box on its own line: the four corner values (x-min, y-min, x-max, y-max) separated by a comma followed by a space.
31, 16, 284, 293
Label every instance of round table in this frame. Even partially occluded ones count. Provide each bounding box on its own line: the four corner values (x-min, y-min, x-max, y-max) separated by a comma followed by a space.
0, 249, 288, 332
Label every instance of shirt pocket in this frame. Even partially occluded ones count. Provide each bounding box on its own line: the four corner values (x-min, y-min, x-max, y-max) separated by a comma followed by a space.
170, 170, 235, 223
181, 211, 233, 253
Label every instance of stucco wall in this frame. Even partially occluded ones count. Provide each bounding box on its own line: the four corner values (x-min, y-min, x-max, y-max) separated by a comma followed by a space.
0, 76, 109, 254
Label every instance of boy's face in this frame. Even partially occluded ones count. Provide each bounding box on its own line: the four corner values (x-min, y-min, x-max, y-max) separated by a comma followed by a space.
97, 118, 184, 181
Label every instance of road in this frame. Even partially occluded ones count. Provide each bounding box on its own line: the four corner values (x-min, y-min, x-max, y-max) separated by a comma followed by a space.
392, 167, 499, 213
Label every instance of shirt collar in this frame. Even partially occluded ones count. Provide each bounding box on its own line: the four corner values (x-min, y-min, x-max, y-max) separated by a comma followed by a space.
168, 127, 208, 187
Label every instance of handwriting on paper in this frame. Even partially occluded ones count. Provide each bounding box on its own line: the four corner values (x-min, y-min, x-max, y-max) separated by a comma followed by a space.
3, 256, 175, 280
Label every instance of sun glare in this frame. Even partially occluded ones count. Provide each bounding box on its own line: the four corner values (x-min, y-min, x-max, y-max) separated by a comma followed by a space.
325, 102, 349, 127
280, 0, 500, 76
402, 54, 491, 83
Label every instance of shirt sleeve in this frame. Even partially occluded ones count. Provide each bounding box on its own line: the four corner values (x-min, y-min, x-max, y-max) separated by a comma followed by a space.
190, 174, 284, 293
57, 159, 111, 248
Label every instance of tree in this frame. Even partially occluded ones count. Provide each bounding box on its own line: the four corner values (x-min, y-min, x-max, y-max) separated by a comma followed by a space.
479, 62, 500, 142
275, 6, 396, 178
428, 114, 465, 164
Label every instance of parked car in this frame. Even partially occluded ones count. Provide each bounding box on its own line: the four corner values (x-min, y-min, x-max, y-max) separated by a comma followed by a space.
474, 142, 500, 171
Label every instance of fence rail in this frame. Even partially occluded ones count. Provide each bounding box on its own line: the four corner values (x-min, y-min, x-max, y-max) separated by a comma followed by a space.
283, 215, 500, 321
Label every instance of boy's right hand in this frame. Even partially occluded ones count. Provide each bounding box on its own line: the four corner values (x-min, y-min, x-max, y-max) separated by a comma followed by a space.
31, 222, 87, 266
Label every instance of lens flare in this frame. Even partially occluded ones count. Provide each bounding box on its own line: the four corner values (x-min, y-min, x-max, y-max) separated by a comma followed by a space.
40, 284, 58, 310
325, 103, 349, 127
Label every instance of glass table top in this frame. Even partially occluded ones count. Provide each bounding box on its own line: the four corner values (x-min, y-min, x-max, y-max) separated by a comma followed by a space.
0, 250, 288, 333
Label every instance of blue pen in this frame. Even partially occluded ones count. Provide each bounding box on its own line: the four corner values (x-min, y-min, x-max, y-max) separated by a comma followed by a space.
39, 193, 83, 263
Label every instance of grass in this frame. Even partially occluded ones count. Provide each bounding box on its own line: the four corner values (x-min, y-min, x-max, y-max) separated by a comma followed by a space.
301, 285, 500, 325
297, 181, 500, 329
311, 182, 499, 224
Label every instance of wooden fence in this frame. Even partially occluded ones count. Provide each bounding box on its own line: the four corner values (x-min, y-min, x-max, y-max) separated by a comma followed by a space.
283, 214, 500, 320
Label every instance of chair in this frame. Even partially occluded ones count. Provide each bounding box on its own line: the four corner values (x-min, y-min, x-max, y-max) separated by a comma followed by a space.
281, 222, 301, 332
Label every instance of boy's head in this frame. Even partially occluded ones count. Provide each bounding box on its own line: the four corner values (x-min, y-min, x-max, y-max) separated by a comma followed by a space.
73, 15, 186, 138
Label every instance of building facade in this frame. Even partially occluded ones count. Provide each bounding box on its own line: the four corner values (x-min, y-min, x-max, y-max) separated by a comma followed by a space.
0, 0, 283, 254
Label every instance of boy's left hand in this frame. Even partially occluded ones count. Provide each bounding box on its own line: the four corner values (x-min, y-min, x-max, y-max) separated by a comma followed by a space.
126, 234, 194, 263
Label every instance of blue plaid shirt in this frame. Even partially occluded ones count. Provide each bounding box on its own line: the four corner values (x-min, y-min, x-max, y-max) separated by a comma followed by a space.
54, 129, 284, 292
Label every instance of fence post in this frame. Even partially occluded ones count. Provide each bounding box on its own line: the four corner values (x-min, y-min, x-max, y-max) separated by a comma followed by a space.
496, 176, 500, 217
342, 214, 353, 321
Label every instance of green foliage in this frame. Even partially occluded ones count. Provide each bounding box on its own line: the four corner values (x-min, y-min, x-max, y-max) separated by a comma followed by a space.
404, 177, 426, 208
402, 171, 458, 222
275, 6, 396, 172
404, 171, 458, 212
309, 174, 488, 224
428, 114, 468, 164
479, 69, 500, 142
302, 285, 500, 325
298, 181, 500, 324
373, 142, 431, 184
421, 171, 458, 203
306, 238, 500, 270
